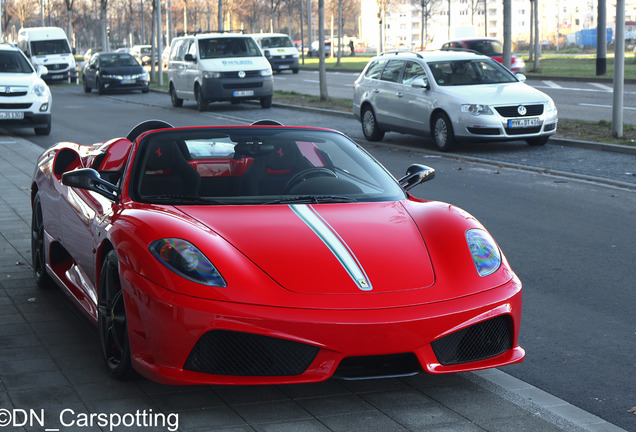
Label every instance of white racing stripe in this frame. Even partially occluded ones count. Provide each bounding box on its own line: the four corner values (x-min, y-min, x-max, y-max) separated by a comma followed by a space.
291, 204, 372, 291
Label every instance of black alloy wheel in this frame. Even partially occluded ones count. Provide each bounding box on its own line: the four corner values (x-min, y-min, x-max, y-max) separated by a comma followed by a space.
98, 250, 133, 379
31, 193, 53, 288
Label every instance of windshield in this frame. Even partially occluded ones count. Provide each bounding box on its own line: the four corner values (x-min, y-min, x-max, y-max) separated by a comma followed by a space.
428, 59, 517, 86
31, 39, 71, 55
260, 36, 293, 48
132, 127, 406, 205
0, 51, 34, 73
198, 37, 262, 59
100, 53, 140, 67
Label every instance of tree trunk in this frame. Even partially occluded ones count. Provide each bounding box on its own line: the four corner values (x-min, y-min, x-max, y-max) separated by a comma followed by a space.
318, 0, 328, 101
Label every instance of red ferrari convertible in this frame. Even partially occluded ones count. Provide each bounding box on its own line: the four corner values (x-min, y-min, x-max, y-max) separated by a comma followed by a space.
31, 120, 524, 385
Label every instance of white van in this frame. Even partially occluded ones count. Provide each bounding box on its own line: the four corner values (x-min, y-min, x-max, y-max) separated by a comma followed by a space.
167, 33, 274, 110
250, 33, 299, 74
17, 27, 77, 82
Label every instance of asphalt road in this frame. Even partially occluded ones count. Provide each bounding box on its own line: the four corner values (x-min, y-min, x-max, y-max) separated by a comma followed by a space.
8, 85, 636, 430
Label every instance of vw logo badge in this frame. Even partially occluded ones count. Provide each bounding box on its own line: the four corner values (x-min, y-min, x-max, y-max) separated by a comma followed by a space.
5, 87, 10, 94
517, 105, 527, 116
238, 71, 246, 78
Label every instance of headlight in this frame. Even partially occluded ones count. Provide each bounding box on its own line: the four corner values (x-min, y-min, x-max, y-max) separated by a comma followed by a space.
465, 229, 501, 277
203, 71, 223, 79
32, 83, 48, 97
149, 238, 226, 287
546, 98, 557, 113
102, 74, 123, 80
260, 68, 273, 77
460, 104, 493, 116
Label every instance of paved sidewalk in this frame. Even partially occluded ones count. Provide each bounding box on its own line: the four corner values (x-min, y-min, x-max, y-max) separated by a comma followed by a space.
0, 135, 626, 432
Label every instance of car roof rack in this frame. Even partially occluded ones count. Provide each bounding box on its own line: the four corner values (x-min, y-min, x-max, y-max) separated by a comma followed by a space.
379, 50, 423, 59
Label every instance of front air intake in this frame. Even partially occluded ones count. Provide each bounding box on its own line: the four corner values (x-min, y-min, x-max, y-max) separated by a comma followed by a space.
184, 330, 319, 376
431, 315, 513, 365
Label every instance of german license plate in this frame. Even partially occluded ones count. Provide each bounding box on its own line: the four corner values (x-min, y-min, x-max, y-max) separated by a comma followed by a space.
233, 90, 254, 97
508, 117, 540, 128
0, 111, 24, 120
279, 65, 290, 69
122, 79, 135, 84
51, 74, 64, 79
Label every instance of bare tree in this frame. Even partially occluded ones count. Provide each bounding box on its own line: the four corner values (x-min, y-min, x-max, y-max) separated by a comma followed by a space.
416, 0, 440, 50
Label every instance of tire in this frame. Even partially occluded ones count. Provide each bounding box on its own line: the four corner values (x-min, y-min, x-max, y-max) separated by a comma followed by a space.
83, 75, 91, 93
432, 112, 457, 152
361, 106, 385, 141
97, 77, 105, 95
141, 87, 149, 94
98, 250, 134, 380
527, 136, 549, 146
292, 68, 299, 74
31, 193, 53, 289
260, 95, 273, 109
170, 84, 183, 107
195, 85, 207, 112
34, 117, 51, 136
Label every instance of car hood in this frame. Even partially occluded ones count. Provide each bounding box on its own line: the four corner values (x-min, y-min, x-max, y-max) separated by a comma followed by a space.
437, 82, 549, 105
185, 202, 435, 294
0, 73, 39, 87
101, 66, 143, 75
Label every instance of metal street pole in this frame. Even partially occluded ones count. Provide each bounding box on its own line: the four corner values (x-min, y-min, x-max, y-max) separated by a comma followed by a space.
597, 0, 607, 75
612, 0, 625, 137
157, 0, 163, 86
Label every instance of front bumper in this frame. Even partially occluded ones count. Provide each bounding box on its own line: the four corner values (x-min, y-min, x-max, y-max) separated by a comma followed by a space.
121, 264, 524, 385
454, 104, 558, 141
100, 76, 150, 93
268, 56, 299, 72
201, 75, 274, 102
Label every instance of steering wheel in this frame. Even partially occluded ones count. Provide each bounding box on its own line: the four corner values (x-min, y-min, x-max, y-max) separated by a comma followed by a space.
283, 168, 337, 194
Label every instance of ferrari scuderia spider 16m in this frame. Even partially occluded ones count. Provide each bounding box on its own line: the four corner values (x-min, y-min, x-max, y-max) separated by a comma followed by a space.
31, 120, 524, 385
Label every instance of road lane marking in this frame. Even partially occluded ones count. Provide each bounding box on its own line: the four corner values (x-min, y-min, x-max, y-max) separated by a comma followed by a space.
589, 82, 613, 91
579, 103, 636, 110
543, 80, 562, 88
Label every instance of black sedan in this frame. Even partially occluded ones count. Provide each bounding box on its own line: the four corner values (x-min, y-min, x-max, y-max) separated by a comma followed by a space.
83, 52, 150, 94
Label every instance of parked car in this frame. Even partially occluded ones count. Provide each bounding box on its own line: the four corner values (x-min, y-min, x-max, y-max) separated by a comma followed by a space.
309, 40, 331, 57
31, 119, 524, 384
82, 52, 149, 94
83, 47, 101, 63
251, 33, 299, 73
167, 33, 273, 110
353, 50, 557, 151
131, 44, 158, 66
0, 43, 52, 135
441, 38, 526, 73
17, 26, 78, 82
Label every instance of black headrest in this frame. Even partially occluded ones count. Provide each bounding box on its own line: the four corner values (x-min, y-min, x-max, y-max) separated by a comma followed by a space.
127, 120, 173, 142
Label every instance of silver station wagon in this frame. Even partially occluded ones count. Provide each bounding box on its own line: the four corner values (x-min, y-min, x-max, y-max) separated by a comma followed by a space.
352, 50, 558, 151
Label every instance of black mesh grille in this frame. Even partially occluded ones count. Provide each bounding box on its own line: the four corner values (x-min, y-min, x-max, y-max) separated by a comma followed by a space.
467, 127, 501, 135
0, 103, 31, 109
505, 126, 542, 135
46, 63, 69, 71
220, 70, 261, 78
495, 104, 544, 117
431, 316, 513, 365
184, 330, 320, 376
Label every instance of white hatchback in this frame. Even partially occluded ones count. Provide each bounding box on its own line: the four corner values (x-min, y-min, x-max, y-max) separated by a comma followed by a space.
353, 50, 557, 151
0, 43, 52, 135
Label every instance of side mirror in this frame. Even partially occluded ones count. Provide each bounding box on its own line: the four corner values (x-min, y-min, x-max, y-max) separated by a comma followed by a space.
62, 168, 119, 201
515, 73, 526, 83
263, 49, 271, 58
184, 53, 197, 62
411, 77, 430, 90
37, 65, 48, 77
398, 164, 435, 190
